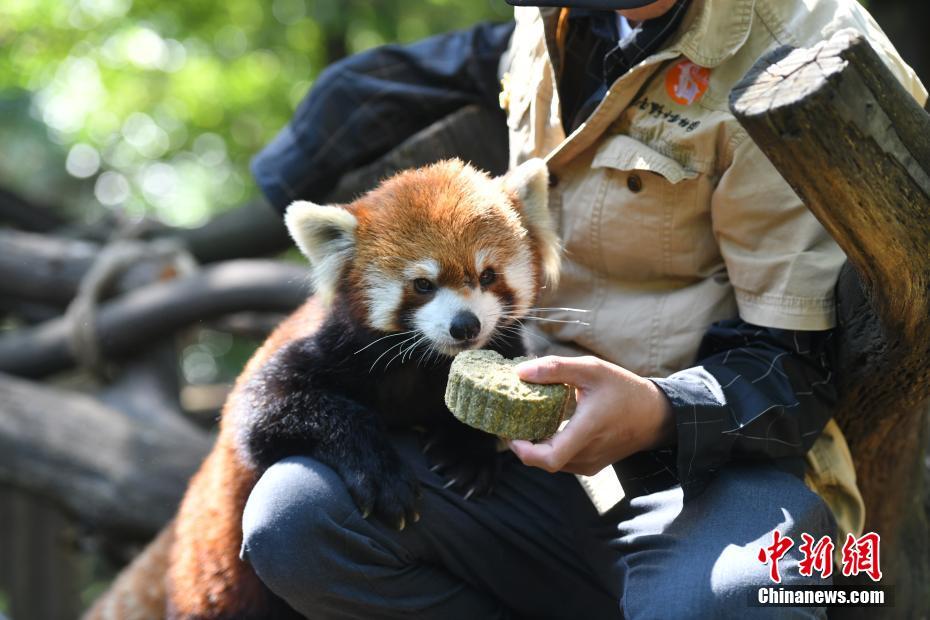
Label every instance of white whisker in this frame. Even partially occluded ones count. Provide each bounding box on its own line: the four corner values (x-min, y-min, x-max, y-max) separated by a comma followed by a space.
387, 334, 426, 370
401, 335, 427, 365
500, 306, 590, 313
355, 330, 415, 355
369, 334, 418, 373
518, 316, 590, 326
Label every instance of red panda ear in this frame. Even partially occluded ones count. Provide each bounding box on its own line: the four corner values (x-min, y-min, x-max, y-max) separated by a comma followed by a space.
503, 158, 561, 289
284, 201, 357, 304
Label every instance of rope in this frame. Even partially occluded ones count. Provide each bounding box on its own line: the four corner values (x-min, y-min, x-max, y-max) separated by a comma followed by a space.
64, 225, 197, 378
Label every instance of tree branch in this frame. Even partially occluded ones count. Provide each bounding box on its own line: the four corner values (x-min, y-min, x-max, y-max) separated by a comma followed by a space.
0, 229, 170, 307
0, 373, 211, 539
0, 260, 310, 378
0, 187, 65, 232
145, 201, 292, 264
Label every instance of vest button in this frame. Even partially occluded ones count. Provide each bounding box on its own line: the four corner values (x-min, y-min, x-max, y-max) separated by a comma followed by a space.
627, 174, 643, 193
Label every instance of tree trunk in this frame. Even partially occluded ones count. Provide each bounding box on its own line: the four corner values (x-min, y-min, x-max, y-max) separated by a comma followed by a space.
0, 373, 211, 540
730, 30, 930, 617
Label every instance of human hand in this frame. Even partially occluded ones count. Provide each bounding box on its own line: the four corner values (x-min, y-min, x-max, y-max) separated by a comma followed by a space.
507, 356, 674, 476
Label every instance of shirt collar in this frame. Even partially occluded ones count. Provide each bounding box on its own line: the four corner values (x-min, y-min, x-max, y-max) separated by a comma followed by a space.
670, 0, 755, 68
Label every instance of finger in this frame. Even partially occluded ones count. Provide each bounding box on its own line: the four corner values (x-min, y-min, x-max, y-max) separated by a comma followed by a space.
515, 355, 602, 388
507, 418, 592, 472
559, 460, 605, 477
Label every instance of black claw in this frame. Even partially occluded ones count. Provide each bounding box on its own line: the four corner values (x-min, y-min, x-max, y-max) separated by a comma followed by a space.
342, 454, 420, 529
421, 425, 499, 499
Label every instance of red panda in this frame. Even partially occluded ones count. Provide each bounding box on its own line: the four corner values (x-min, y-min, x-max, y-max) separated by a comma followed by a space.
86, 158, 559, 620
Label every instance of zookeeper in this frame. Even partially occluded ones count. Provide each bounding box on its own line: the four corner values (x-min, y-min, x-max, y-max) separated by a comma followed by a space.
242, 0, 928, 617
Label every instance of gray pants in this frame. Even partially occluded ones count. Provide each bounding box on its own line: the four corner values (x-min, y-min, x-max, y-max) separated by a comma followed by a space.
241, 433, 835, 619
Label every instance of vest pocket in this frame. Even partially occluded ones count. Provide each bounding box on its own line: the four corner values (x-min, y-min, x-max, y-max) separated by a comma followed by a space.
588, 134, 719, 282
591, 134, 699, 183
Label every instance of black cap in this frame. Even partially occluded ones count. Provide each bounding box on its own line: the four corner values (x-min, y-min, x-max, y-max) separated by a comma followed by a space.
506, 0, 659, 8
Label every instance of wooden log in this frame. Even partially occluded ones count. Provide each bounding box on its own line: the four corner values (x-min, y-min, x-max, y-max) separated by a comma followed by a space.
0, 229, 170, 307
0, 260, 310, 378
146, 200, 292, 265
730, 31, 930, 616
0, 373, 211, 540
0, 187, 65, 232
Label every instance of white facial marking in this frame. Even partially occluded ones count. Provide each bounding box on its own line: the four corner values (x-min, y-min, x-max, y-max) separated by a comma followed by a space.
502, 244, 536, 317
403, 259, 440, 281
474, 249, 496, 275
413, 288, 503, 356
363, 269, 403, 331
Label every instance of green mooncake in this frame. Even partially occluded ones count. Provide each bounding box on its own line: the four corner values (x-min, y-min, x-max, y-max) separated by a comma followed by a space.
445, 349, 570, 440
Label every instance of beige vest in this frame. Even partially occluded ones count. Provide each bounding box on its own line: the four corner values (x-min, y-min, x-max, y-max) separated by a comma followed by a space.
500, 0, 928, 541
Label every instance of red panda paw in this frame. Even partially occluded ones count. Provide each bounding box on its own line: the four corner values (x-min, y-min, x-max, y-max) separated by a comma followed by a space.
341, 452, 421, 531
421, 425, 500, 500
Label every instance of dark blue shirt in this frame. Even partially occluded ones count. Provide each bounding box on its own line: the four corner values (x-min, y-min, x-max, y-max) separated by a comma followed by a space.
559, 2, 689, 131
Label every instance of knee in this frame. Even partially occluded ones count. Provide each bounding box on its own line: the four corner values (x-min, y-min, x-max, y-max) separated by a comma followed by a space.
241, 456, 357, 602
621, 468, 834, 619
704, 496, 833, 618
703, 477, 835, 618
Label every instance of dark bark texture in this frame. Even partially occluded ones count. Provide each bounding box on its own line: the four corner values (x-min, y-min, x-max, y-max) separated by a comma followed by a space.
730, 31, 930, 617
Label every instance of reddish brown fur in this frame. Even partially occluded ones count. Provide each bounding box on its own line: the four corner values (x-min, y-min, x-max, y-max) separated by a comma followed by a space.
86, 160, 547, 619
85, 300, 325, 620
356, 162, 527, 274
83, 524, 174, 620
344, 161, 539, 329
167, 299, 326, 618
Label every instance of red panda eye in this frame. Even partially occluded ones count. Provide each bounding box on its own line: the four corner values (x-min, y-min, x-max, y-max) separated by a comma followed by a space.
413, 278, 435, 294
479, 268, 497, 286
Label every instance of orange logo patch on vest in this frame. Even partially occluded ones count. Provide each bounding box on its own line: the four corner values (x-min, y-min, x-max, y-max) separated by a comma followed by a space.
665, 59, 711, 106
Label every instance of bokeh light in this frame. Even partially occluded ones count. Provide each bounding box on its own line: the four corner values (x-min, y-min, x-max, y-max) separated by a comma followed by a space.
65, 143, 101, 178
0, 0, 514, 229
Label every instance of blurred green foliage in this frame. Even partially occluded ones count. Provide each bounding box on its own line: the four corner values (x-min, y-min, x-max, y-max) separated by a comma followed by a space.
0, 0, 512, 227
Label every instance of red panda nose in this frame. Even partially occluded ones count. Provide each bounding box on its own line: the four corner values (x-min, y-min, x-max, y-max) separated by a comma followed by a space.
450, 311, 481, 341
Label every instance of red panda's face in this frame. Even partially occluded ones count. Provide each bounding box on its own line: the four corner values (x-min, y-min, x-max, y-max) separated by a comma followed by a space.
285, 159, 560, 357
